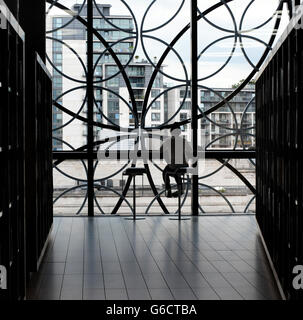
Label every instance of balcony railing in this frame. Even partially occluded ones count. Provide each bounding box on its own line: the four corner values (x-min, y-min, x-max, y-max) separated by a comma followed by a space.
128, 71, 145, 77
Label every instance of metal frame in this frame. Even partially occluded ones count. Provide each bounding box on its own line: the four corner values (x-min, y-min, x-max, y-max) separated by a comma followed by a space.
191, 0, 198, 216
47, 0, 289, 216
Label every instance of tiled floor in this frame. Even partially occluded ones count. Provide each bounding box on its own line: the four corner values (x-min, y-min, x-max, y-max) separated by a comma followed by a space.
28, 216, 281, 300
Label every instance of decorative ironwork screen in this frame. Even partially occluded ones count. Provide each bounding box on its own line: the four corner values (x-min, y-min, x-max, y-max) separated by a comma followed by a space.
46, 0, 289, 216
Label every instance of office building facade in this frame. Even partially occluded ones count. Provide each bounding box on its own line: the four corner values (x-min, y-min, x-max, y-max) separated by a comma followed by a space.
167, 86, 255, 149
47, 4, 165, 150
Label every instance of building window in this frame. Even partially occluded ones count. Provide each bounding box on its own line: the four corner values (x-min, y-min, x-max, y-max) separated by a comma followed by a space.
130, 77, 145, 87
103, 30, 131, 40
96, 114, 102, 122
151, 89, 160, 98
180, 112, 188, 130
133, 89, 144, 99
95, 66, 102, 76
108, 100, 119, 112
53, 30, 62, 39
53, 65, 62, 75
128, 66, 145, 76
136, 101, 143, 111
181, 101, 191, 109
118, 55, 130, 64
180, 89, 191, 99
180, 113, 188, 121
53, 18, 63, 28
151, 113, 160, 121
93, 54, 102, 64
116, 18, 133, 29
111, 42, 133, 53
93, 18, 102, 29
53, 53, 62, 64
151, 101, 160, 109
95, 90, 102, 100
106, 66, 119, 76
53, 41, 62, 51
107, 77, 119, 87
53, 89, 62, 99
53, 77, 62, 87
107, 88, 119, 99
108, 113, 119, 125
153, 77, 161, 88
93, 42, 102, 51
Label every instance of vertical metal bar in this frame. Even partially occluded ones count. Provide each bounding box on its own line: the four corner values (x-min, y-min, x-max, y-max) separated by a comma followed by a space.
191, 0, 199, 216
87, 0, 94, 216
178, 182, 181, 220
133, 177, 136, 220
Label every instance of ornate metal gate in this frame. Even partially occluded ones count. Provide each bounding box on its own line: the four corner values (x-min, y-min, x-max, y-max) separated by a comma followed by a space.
46, 0, 289, 216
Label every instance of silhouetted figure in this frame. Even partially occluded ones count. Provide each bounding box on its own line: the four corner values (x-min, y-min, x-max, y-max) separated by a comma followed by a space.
160, 127, 193, 198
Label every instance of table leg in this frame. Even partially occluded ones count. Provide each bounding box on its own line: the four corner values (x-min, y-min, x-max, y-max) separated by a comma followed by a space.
125, 175, 145, 221
170, 175, 190, 221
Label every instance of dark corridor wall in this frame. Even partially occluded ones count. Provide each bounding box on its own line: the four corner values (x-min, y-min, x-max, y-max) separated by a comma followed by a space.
256, 15, 303, 300
0, 0, 52, 300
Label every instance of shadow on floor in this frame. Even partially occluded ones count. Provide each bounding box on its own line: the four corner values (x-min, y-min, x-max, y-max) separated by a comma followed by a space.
27, 216, 281, 300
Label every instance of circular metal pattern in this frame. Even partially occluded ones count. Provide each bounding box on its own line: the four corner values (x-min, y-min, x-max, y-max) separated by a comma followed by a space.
47, 0, 286, 215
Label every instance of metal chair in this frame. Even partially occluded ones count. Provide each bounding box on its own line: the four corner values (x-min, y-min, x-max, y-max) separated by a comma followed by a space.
164, 167, 191, 221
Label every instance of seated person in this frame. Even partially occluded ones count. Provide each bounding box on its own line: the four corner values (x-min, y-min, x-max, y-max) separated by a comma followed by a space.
160, 126, 193, 198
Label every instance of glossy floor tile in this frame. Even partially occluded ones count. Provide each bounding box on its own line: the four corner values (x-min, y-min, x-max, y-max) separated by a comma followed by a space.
27, 216, 281, 300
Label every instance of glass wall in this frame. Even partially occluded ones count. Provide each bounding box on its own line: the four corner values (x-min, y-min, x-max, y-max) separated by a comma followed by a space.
46, 0, 289, 216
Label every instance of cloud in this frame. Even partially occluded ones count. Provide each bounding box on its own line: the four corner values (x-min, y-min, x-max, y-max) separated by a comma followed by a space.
47, 0, 290, 87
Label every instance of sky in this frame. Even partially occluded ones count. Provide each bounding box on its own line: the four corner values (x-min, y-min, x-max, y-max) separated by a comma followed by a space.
46, 0, 290, 88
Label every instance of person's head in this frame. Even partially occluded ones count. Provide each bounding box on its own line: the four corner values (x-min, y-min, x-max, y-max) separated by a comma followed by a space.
170, 126, 181, 137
